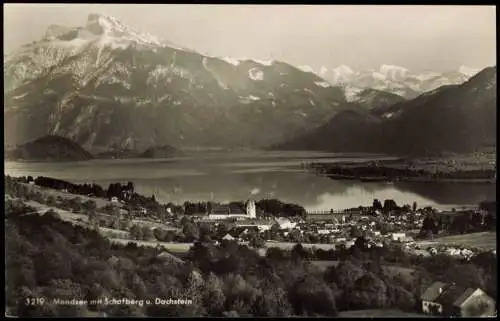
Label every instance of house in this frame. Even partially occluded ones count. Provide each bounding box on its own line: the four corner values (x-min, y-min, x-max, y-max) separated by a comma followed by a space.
222, 233, 236, 241
421, 282, 496, 317
391, 232, 406, 241
111, 196, 119, 203
236, 220, 273, 232
220, 227, 248, 241
275, 217, 297, 230
400, 236, 415, 244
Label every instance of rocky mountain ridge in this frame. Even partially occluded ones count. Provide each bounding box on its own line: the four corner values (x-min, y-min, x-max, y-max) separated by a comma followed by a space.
4, 13, 350, 152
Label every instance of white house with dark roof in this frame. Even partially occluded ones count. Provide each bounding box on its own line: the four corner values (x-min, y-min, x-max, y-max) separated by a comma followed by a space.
420, 282, 496, 317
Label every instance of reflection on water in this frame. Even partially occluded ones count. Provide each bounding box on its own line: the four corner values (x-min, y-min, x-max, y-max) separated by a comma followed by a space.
4, 151, 495, 211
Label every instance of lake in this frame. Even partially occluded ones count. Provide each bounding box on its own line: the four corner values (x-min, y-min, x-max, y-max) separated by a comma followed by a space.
4, 151, 496, 211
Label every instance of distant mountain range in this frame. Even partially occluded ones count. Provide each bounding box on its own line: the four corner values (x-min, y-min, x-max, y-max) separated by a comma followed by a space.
4, 13, 351, 152
298, 64, 481, 100
276, 66, 496, 156
3, 13, 493, 157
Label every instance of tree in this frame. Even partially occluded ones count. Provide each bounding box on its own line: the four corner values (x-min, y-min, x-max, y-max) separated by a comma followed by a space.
373, 199, 383, 211
351, 272, 388, 309
82, 200, 97, 212
252, 286, 292, 316
288, 229, 302, 243
354, 236, 368, 251
383, 199, 398, 213
412, 201, 417, 212
203, 273, 226, 316
350, 226, 362, 238
288, 275, 338, 316
142, 226, 153, 241
291, 243, 309, 261
182, 221, 200, 242
46, 195, 57, 207
164, 231, 176, 242
154, 228, 167, 242
130, 225, 143, 240
44, 209, 61, 221
249, 234, 265, 249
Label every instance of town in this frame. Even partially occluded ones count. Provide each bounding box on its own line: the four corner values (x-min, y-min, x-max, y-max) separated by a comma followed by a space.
5, 175, 497, 317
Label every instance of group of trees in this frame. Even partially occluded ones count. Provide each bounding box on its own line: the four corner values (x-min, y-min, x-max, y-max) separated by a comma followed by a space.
106, 182, 135, 201
372, 199, 401, 214
318, 164, 495, 181
33, 176, 107, 198
6, 198, 496, 318
419, 206, 496, 237
255, 199, 306, 218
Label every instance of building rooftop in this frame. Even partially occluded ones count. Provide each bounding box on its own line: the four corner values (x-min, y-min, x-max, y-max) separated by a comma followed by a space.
421, 282, 478, 307
420, 281, 448, 302
211, 205, 230, 215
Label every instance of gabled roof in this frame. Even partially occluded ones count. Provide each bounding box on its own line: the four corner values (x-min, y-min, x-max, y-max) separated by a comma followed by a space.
228, 204, 246, 214
236, 219, 273, 226
421, 282, 478, 307
420, 281, 447, 302
229, 227, 248, 237
435, 284, 470, 307
222, 233, 235, 240
453, 288, 478, 307
211, 205, 230, 215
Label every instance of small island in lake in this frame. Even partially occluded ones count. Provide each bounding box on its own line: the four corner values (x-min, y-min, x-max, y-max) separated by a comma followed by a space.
138, 144, 182, 158
5, 135, 94, 162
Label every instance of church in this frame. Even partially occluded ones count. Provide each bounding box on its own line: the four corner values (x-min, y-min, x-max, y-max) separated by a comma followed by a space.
208, 200, 257, 220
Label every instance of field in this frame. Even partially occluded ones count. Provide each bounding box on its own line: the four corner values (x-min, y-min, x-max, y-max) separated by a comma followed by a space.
416, 232, 497, 251
23, 183, 116, 208
338, 309, 429, 318
23, 200, 89, 226
264, 241, 336, 251
108, 238, 193, 253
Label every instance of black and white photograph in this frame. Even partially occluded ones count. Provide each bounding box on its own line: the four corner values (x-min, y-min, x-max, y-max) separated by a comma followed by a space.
4, 4, 497, 318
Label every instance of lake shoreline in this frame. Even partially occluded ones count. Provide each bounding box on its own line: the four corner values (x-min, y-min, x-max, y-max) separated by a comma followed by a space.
319, 173, 496, 184
5, 150, 496, 210
310, 156, 496, 185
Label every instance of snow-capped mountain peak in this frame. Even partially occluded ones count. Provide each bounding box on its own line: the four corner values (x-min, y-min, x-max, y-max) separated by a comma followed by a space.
319, 66, 329, 77
379, 64, 409, 81
298, 65, 315, 73
85, 13, 174, 48
298, 63, 479, 99
458, 66, 480, 78
331, 65, 355, 84
334, 65, 355, 75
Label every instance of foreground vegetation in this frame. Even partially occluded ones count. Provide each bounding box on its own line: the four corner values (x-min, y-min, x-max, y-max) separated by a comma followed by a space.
5, 199, 497, 317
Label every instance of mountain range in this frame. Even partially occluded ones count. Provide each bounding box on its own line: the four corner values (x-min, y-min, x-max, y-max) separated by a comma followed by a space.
277, 66, 497, 156
298, 64, 480, 100
3, 13, 494, 157
4, 13, 350, 152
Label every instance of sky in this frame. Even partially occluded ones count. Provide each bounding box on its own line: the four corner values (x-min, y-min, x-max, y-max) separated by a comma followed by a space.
4, 4, 496, 72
